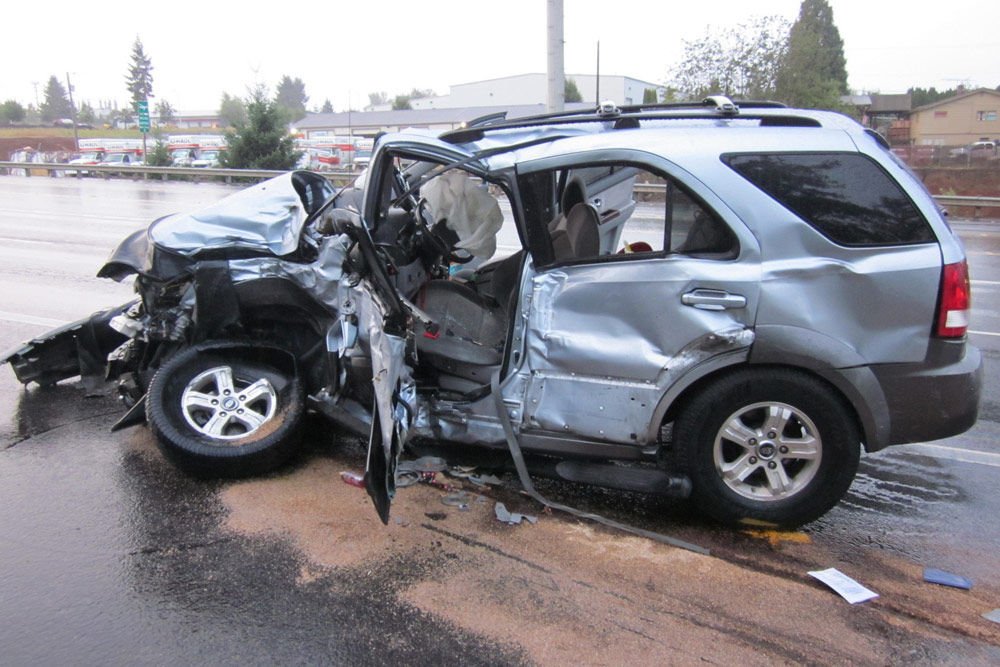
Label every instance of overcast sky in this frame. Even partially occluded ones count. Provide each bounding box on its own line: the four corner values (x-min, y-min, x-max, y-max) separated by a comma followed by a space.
4, 0, 998, 113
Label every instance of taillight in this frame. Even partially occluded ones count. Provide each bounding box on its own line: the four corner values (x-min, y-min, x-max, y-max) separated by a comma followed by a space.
935, 260, 971, 338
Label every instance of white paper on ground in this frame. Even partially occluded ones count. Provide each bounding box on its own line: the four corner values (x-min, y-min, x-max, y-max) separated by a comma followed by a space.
808, 568, 879, 604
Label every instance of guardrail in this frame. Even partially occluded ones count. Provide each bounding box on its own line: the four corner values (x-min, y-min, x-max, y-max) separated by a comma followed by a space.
2, 162, 999, 214
0, 161, 359, 187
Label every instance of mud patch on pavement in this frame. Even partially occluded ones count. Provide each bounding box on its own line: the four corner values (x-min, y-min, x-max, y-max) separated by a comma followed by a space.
215, 453, 1000, 665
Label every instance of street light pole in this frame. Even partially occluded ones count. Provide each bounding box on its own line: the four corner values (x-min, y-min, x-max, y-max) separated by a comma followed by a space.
65, 72, 80, 152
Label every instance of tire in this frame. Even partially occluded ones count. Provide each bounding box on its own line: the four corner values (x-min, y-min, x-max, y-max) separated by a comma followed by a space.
145, 346, 305, 478
673, 368, 860, 527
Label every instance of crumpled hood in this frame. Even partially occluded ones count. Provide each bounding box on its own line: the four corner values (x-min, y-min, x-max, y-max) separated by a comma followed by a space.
98, 171, 331, 282
149, 171, 307, 257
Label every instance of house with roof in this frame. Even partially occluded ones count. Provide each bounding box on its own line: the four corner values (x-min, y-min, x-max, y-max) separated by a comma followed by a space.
909, 88, 1000, 147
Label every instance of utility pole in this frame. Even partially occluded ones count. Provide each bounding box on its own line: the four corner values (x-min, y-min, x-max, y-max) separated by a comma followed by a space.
595, 41, 600, 106
546, 0, 564, 113
65, 73, 80, 152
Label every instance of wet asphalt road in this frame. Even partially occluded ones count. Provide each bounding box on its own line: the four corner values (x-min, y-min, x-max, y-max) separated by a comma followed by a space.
1, 176, 999, 664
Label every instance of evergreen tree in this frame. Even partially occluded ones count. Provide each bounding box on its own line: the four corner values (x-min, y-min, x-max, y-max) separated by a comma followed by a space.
320, 99, 333, 113
219, 92, 248, 127
565, 79, 583, 103
125, 37, 154, 108
275, 75, 308, 122
775, 0, 849, 109
145, 140, 172, 167
221, 86, 300, 170
40, 75, 73, 122
643, 88, 659, 104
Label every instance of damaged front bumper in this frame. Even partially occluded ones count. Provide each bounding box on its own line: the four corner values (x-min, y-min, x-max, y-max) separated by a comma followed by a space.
1, 301, 137, 390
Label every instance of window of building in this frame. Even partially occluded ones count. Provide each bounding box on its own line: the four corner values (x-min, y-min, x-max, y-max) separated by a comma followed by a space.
976, 110, 997, 121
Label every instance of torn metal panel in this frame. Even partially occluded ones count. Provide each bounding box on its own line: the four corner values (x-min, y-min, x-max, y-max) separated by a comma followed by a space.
518, 258, 755, 444
348, 280, 415, 523
227, 233, 350, 312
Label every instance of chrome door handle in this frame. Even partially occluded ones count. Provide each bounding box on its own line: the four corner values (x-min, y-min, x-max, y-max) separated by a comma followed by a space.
681, 289, 747, 311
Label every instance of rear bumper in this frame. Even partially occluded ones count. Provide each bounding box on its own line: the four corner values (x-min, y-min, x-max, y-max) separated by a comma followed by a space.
872, 340, 982, 448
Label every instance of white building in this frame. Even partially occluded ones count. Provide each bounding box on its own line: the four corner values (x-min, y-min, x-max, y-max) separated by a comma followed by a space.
374, 73, 664, 110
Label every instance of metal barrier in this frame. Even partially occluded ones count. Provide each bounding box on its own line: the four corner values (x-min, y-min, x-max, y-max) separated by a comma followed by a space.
2, 162, 998, 213
0, 161, 358, 187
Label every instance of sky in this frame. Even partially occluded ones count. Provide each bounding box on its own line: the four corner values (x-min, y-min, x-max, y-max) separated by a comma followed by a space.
3, 0, 998, 113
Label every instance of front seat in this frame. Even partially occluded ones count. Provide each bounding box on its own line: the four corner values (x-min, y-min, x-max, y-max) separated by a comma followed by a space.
415, 280, 507, 390
550, 202, 600, 261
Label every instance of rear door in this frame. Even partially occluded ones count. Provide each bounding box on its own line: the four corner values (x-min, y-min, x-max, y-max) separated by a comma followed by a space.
512, 152, 761, 446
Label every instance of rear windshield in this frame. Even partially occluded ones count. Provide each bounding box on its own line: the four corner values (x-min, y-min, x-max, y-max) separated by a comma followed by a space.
723, 152, 935, 246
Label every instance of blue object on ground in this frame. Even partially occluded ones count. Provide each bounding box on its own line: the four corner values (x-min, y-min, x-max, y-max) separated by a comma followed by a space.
923, 567, 973, 590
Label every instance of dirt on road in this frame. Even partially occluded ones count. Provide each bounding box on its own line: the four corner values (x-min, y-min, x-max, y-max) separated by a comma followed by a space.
215, 444, 1000, 665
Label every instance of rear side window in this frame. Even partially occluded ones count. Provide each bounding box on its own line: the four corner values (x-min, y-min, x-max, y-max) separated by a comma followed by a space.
724, 152, 934, 246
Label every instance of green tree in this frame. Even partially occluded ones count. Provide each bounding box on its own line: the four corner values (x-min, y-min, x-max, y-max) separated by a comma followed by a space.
77, 101, 96, 124
565, 79, 583, 103
0, 99, 26, 124
392, 94, 412, 110
219, 92, 247, 127
775, 0, 849, 109
643, 88, 658, 104
908, 86, 959, 108
156, 99, 176, 125
145, 140, 172, 166
221, 86, 300, 170
125, 36, 154, 108
672, 16, 789, 100
368, 91, 389, 107
275, 75, 308, 121
40, 75, 73, 122
320, 98, 333, 113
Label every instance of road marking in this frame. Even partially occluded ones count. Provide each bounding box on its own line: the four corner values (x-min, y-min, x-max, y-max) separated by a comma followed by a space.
970, 330, 1000, 337
0, 310, 69, 327
900, 443, 1000, 468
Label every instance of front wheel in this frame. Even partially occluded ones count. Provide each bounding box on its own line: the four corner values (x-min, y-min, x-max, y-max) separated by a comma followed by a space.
145, 346, 305, 478
673, 369, 860, 527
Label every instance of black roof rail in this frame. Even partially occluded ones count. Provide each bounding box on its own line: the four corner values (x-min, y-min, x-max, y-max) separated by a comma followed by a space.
441, 105, 816, 144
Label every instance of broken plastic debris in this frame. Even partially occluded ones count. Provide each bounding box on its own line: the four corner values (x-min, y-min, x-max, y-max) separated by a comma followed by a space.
441, 491, 473, 510
397, 456, 448, 473
807, 568, 878, 604
469, 473, 503, 487
983, 609, 1000, 624
340, 471, 365, 488
494, 502, 537, 525
923, 567, 972, 590
395, 470, 421, 488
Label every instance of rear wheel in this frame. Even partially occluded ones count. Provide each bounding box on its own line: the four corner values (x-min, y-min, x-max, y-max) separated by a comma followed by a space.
145, 346, 304, 478
674, 368, 860, 527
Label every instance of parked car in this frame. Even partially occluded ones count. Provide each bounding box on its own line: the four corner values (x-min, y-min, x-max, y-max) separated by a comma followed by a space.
969, 140, 998, 160
2, 97, 981, 528
191, 150, 221, 168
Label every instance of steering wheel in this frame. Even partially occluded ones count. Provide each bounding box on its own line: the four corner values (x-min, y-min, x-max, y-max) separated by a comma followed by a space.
415, 198, 475, 265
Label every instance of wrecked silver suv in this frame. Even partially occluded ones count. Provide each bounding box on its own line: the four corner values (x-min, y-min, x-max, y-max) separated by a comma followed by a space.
3, 97, 982, 527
